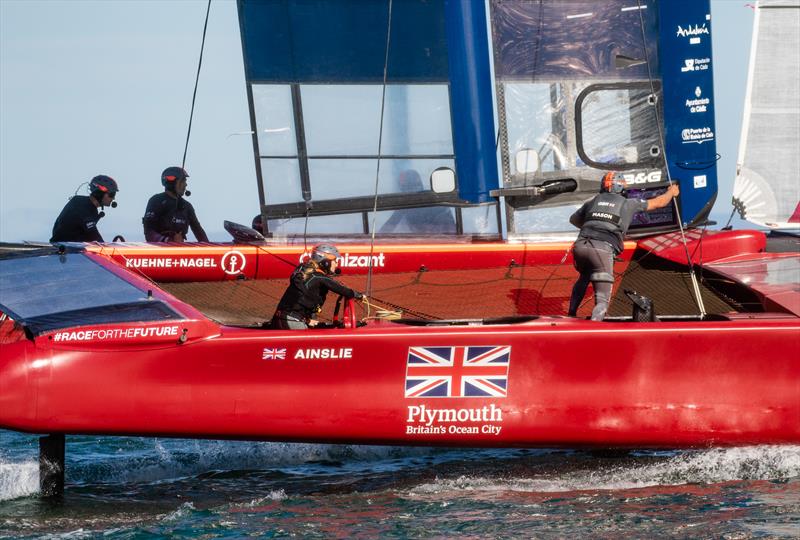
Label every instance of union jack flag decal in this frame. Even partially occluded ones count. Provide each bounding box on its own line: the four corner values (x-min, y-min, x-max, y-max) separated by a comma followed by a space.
405, 346, 511, 398
262, 347, 286, 360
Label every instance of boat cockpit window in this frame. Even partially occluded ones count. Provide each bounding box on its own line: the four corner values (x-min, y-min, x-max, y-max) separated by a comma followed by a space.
0, 253, 181, 335
488, 0, 665, 236
576, 83, 663, 170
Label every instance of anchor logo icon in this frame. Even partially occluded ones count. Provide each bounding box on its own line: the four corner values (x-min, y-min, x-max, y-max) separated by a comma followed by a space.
221, 250, 246, 275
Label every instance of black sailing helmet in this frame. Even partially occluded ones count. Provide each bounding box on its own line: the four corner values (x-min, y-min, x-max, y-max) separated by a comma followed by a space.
89, 175, 119, 197
161, 166, 189, 190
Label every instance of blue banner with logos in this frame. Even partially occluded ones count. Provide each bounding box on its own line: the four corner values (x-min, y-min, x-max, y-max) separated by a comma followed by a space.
658, 0, 718, 226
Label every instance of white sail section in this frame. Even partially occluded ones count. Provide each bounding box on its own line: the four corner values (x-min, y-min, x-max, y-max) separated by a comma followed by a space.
733, 0, 800, 229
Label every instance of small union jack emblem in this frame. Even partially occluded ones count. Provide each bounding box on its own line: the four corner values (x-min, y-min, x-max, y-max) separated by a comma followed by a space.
262, 347, 286, 360
405, 346, 511, 398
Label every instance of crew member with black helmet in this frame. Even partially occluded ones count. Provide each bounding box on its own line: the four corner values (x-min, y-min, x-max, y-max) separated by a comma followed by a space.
568, 172, 680, 321
50, 175, 119, 243
143, 166, 209, 242
271, 244, 367, 329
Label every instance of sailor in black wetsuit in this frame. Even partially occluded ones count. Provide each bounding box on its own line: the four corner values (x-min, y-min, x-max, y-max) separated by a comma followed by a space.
568, 172, 680, 321
271, 244, 366, 329
50, 175, 119, 243
143, 166, 209, 242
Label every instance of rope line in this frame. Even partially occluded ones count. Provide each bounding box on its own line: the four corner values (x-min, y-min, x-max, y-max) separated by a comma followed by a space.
365, 0, 394, 316
181, 0, 212, 169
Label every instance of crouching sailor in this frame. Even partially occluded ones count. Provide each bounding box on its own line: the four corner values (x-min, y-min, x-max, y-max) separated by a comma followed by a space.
568, 172, 679, 321
270, 244, 367, 329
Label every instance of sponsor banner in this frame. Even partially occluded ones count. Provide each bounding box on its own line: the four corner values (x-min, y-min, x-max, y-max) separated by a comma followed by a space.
681, 126, 715, 145
125, 257, 218, 269
681, 57, 710, 73
299, 252, 386, 268
260, 347, 353, 360
621, 171, 662, 185
221, 250, 246, 275
51, 325, 180, 342
406, 404, 503, 436
676, 23, 709, 45
685, 86, 710, 114
693, 175, 707, 189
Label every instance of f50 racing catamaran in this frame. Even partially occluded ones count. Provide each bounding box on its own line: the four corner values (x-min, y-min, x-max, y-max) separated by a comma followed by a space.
1, 0, 798, 497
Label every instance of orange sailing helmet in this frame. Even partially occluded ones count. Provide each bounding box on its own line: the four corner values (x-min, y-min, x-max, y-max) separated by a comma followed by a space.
601, 171, 626, 194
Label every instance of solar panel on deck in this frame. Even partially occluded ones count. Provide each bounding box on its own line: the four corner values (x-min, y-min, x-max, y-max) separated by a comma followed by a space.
0, 253, 182, 333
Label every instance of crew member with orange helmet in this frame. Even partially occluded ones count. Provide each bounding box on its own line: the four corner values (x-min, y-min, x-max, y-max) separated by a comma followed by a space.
50, 175, 119, 243
143, 166, 208, 242
568, 172, 679, 321
271, 244, 366, 329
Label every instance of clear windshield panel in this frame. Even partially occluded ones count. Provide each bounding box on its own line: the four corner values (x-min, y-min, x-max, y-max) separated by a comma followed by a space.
300, 83, 453, 158
308, 158, 457, 201
307, 159, 380, 200
371, 207, 457, 235
261, 159, 302, 204
253, 84, 297, 157
380, 85, 454, 155
268, 214, 365, 236
302, 85, 383, 156
256, 82, 457, 235
489, 0, 664, 235
462, 204, 500, 235
504, 82, 574, 176
578, 86, 661, 167
513, 205, 581, 234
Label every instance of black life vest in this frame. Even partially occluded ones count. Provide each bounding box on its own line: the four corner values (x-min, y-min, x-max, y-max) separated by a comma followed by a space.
579, 192, 626, 253
586, 192, 624, 225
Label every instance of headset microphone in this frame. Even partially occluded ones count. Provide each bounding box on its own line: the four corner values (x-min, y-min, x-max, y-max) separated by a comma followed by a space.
110, 201, 118, 208
184, 190, 192, 197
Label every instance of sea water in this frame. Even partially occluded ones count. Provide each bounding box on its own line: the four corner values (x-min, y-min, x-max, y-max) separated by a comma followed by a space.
1, 430, 798, 538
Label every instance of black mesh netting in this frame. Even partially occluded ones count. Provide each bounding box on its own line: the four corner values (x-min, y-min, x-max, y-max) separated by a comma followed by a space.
158, 249, 754, 326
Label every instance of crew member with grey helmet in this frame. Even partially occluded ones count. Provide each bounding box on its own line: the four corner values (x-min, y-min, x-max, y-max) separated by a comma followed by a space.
143, 166, 209, 242
51, 175, 119, 243
271, 244, 367, 329
568, 171, 680, 321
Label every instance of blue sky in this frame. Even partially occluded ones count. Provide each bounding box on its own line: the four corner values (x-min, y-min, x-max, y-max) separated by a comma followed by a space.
0, 0, 754, 242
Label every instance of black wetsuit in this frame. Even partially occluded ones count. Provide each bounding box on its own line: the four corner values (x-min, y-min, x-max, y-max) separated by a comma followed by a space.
272, 263, 362, 329
50, 196, 104, 243
142, 192, 208, 242
568, 193, 648, 320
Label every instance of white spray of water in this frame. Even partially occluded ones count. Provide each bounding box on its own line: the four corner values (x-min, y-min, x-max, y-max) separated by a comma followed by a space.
411, 445, 800, 495
0, 459, 38, 501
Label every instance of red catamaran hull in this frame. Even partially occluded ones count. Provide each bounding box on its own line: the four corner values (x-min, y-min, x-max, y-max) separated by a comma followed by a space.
1, 315, 798, 448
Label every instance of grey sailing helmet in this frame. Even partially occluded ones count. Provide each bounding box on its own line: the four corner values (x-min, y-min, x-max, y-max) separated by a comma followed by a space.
311, 244, 340, 274
311, 244, 340, 263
